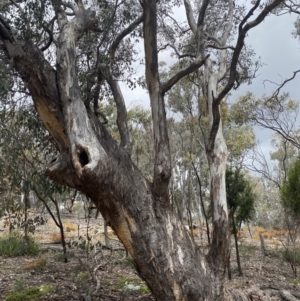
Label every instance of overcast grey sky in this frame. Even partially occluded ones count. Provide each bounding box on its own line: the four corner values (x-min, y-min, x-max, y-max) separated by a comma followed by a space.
231, 13, 299, 101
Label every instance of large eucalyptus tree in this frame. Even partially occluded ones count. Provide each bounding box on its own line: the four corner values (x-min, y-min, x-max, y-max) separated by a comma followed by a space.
0, 0, 287, 300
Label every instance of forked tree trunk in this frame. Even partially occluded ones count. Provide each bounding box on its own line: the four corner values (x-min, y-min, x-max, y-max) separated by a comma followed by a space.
2, 41, 228, 301
0, 0, 286, 300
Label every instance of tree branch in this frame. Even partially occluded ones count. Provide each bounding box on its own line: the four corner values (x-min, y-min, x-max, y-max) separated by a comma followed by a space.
268, 69, 300, 99
40, 25, 54, 52
109, 14, 143, 59
158, 43, 196, 59
0, 15, 14, 42
197, 0, 210, 28
183, 0, 197, 35
196, 0, 210, 55
206, 44, 235, 51
143, 0, 171, 204
105, 15, 144, 154
53, 4, 106, 177
161, 55, 209, 94
221, 0, 234, 45
106, 77, 131, 153
215, 0, 285, 104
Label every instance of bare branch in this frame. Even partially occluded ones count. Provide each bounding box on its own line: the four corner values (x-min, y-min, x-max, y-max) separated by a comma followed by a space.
158, 43, 196, 59
161, 55, 209, 94
206, 44, 235, 51
196, 0, 210, 55
238, 0, 260, 33
246, 146, 282, 189
40, 25, 54, 52
197, 0, 210, 28
205, 33, 222, 46
106, 77, 131, 153
109, 14, 143, 59
159, 9, 189, 34
215, 0, 285, 104
282, 1, 300, 15
183, 0, 197, 35
268, 69, 300, 99
101, 14, 144, 154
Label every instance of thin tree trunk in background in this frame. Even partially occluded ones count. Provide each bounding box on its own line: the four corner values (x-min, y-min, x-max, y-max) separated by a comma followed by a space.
104, 220, 111, 249
232, 217, 242, 276
259, 233, 267, 257
192, 162, 211, 244
187, 168, 195, 243
24, 191, 30, 241
227, 253, 232, 280
34, 188, 69, 263
52, 197, 68, 263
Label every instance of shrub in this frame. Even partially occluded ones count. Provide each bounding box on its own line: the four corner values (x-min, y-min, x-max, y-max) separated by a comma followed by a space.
283, 248, 300, 265
13, 276, 25, 292
5, 285, 52, 301
54, 251, 74, 262
0, 232, 40, 257
140, 285, 150, 294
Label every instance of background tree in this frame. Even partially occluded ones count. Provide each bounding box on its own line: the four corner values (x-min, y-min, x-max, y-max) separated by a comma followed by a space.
226, 168, 255, 277
231, 93, 300, 150
280, 156, 300, 276
0, 101, 80, 261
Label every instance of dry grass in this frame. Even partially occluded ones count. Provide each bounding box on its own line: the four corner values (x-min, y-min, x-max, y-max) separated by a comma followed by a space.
46, 218, 57, 230
252, 226, 288, 241
64, 221, 77, 232
190, 229, 200, 236
23, 256, 47, 270
35, 233, 46, 241
271, 238, 281, 246
49, 232, 62, 244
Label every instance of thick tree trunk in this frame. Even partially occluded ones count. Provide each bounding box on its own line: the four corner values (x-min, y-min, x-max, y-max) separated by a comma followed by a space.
3, 39, 231, 300
205, 61, 230, 300
1, 39, 207, 301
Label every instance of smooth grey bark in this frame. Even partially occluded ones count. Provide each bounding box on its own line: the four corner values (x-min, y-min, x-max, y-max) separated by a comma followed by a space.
192, 161, 211, 244
182, 0, 286, 298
